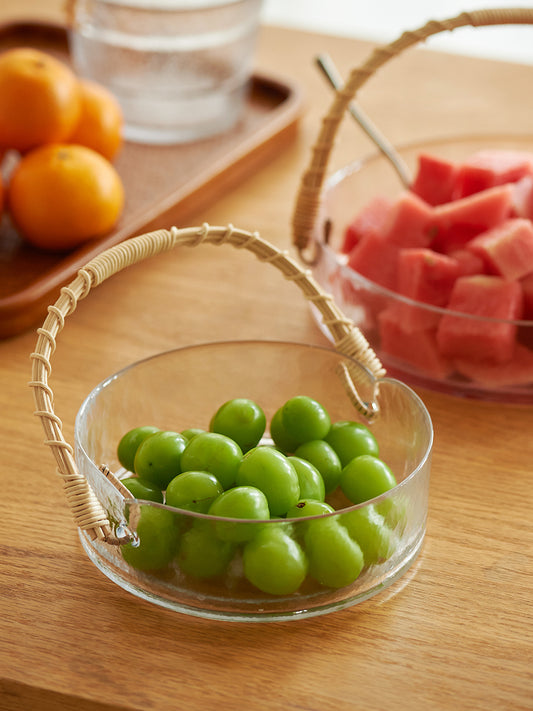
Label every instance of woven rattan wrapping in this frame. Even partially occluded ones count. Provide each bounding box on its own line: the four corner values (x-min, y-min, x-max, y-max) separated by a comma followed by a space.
292, 7, 533, 257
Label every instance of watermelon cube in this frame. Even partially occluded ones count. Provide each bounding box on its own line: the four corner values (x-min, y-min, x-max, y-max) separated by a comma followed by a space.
379, 306, 452, 378
454, 343, 533, 387
381, 191, 437, 248
448, 249, 486, 277
432, 223, 481, 254
341, 195, 391, 254
397, 248, 461, 304
411, 153, 458, 206
453, 149, 533, 198
512, 174, 533, 220
395, 248, 461, 330
333, 267, 386, 333
432, 184, 514, 253
467, 218, 533, 281
436, 275, 523, 363
347, 231, 399, 290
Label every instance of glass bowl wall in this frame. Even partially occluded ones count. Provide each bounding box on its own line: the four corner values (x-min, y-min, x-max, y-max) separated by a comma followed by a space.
75, 340, 432, 621
311, 135, 533, 403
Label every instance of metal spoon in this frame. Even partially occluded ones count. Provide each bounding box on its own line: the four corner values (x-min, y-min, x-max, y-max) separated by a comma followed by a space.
316, 53, 412, 189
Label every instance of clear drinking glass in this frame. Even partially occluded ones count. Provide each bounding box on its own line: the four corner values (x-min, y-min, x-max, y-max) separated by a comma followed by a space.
69, 0, 263, 144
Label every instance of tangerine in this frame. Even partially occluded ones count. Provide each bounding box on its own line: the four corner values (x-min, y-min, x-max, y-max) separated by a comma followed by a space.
8, 143, 125, 251
0, 48, 81, 152
69, 79, 124, 161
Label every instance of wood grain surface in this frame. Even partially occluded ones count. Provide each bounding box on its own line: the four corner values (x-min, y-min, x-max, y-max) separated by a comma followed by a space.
1, 2, 532, 710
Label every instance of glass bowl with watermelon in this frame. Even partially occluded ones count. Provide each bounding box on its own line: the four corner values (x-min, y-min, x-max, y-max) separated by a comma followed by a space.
310, 135, 533, 403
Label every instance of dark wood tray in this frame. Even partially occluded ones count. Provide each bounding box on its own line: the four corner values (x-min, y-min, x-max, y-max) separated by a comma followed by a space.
0, 21, 303, 339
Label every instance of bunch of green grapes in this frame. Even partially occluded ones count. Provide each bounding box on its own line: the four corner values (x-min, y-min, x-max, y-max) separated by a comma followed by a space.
116, 396, 403, 596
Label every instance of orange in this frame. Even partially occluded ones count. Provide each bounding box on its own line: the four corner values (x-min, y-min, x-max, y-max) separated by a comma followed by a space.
8, 143, 125, 251
68, 79, 124, 161
0, 47, 81, 152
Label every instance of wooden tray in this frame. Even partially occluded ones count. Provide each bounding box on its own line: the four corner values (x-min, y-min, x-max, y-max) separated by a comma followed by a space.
0, 21, 303, 339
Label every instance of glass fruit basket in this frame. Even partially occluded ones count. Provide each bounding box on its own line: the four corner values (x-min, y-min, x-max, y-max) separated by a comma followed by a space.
30, 224, 433, 621
308, 134, 533, 403
292, 8, 533, 404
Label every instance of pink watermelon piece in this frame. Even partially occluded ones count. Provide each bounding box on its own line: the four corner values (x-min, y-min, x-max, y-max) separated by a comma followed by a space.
379, 306, 452, 378
467, 218, 533, 281
448, 249, 486, 277
432, 223, 482, 254
341, 195, 391, 254
397, 248, 461, 304
512, 174, 533, 220
454, 343, 533, 386
380, 191, 437, 248
394, 248, 461, 330
432, 184, 514, 253
347, 231, 399, 290
436, 275, 523, 363
334, 268, 387, 332
453, 149, 533, 198
411, 153, 458, 206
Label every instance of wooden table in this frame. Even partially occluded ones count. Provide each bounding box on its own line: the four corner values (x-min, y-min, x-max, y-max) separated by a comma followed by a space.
1, 2, 532, 710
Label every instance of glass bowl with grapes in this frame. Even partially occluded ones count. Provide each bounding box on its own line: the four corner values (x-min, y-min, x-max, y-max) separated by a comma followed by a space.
75, 340, 433, 621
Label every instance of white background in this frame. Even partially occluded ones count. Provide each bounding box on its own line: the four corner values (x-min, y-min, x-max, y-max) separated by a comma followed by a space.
261, 1, 533, 65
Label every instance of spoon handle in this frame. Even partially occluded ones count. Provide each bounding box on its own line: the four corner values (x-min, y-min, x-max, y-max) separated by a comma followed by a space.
316, 53, 412, 189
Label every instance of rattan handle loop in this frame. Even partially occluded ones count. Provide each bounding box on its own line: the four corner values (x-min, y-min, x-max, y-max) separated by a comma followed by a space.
292, 7, 533, 256
30, 224, 385, 543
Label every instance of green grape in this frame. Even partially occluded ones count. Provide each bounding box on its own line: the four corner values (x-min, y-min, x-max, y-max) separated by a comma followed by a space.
181, 428, 205, 441
176, 519, 235, 579
340, 455, 397, 505
288, 456, 325, 502
286, 499, 334, 519
339, 504, 395, 565
208, 486, 270, 542
294, 440, 342, 495
325, 420, 379, 467
210, 398, 266, 453
267, 520, 296, 538
121, 505, 178, 571
133, 430, 188, 489
287, 499, 335, 539
121, 476, 164, 503
243, 526, 308, 595
269, 407, 300, 454
180, 432, 242, 490
281, 395, 331, 444
286, 499, 335, 538
375, 497, 408, 535
236, 446, 300, 517
165, 471, 223, 513
117, 425, 160, 472
304, 518, 364, 589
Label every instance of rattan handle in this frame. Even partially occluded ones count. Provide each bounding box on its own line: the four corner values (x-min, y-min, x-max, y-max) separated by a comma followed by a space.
30, 224, 385, 543
292, 7, 533, 257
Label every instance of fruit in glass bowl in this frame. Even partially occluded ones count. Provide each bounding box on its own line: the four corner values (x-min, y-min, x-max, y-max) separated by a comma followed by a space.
311, 135, 533, 403
74, 340, 433, 621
